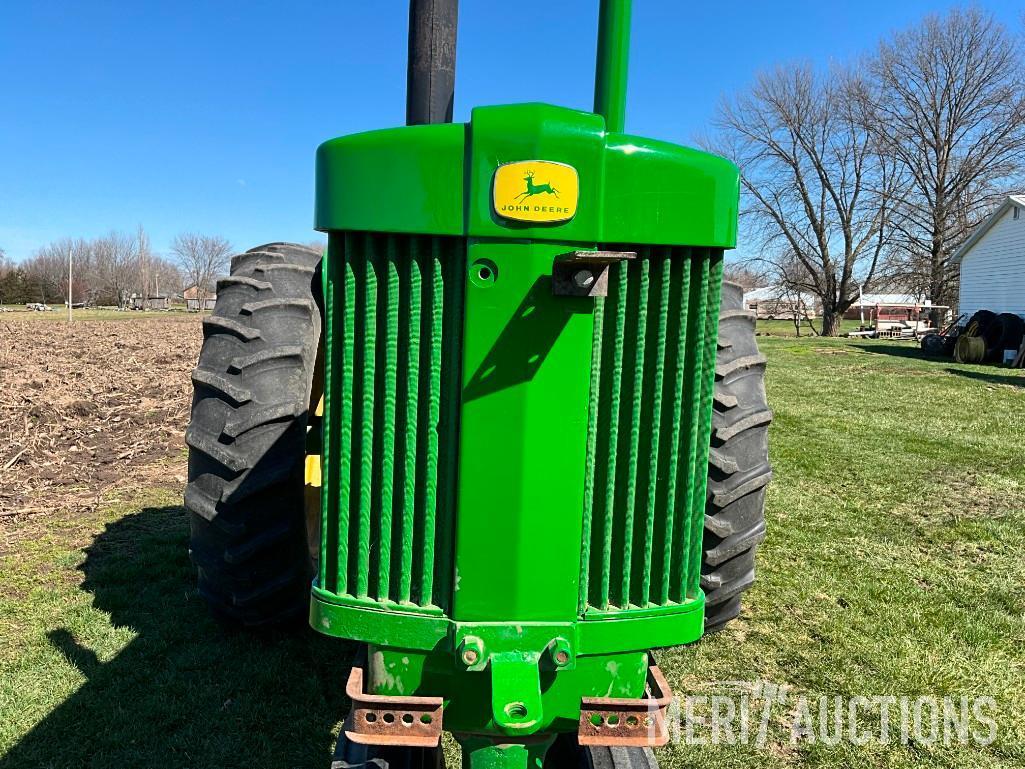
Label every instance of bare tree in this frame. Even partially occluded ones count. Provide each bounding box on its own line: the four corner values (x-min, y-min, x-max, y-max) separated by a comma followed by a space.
0, 251, 30, 305
722, 262, 767, 293
149, 255, 183, 299
0, 250, 14, 305
171, 233, 232, 305
92, 231, 141, 308
136, 225, 153, 300
865, 8, 1025, 315
23, 239, 80, 305
710, 64, 897, 335
18, 230, 189, 309
776, 255, 822, 336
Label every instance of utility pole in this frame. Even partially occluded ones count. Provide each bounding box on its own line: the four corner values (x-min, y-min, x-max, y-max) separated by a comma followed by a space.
67, 244, 73, 323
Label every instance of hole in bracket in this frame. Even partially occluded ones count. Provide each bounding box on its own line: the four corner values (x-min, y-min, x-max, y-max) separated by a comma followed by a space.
469, 258, 498, 288
504, 702, 528, 720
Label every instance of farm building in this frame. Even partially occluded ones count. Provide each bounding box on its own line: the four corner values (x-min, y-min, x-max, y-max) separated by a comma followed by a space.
743, 285, 817, 319
183, 285, 216, 311
953, 195, 1025, 320
842, 294, 933, 321
130, 294, 169, 310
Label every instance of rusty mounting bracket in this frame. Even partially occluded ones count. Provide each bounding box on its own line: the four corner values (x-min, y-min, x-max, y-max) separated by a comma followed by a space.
342, 665, 443, 747
577, 657, 672, 747
552, 250, 636, 298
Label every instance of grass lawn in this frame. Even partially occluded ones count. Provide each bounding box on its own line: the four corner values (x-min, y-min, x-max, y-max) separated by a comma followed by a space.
754, 318, 867, 337
2, 335, 1024, 768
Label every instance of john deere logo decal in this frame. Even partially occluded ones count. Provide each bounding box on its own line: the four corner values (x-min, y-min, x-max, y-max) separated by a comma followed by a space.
493, 160, 578, 224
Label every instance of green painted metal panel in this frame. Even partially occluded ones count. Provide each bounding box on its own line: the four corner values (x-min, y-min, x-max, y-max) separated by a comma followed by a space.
452, 238, 594, 622
601, 135, 739, 246
309, 588, 703, 656
314, 103, 740, 248
465, 104, 607, 243
315, 124, 465, 236
366, 644, 648, 735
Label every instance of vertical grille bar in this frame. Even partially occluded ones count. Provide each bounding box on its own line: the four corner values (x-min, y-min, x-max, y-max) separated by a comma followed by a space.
599, 260, 628, 610
419, 242, 444, 605
398, 240, 423, 605
671, 253, 709, 602
687, 251, 723, 598
658, 252, 691, 605
319, 239, 337, 592
639, 253, 671, 606
620, 255, 649, 604
355, 234, 378, 599
322, 234, 355, 594
337, 235, 357, 594
433, 236, 463, 607
579, 294, 605, 612
375, 239, 400, 598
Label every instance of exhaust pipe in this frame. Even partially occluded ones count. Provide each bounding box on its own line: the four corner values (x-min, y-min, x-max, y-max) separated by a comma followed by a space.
406, 0, 459, 125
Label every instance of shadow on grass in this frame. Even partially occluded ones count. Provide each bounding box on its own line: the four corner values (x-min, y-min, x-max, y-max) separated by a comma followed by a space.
851, 343, 1025, 387
0, 505, 355, 769
849, 342, 933, 360
943, 367, 1025, 389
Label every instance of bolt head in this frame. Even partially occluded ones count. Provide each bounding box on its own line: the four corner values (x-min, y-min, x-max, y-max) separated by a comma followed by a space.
572, 269, 595, 289
555, 650, 570, 665
462, 649, 479, 665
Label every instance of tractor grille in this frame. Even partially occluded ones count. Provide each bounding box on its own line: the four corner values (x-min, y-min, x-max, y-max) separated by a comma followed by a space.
580, 247, 723, 612
318, 232, 464, 612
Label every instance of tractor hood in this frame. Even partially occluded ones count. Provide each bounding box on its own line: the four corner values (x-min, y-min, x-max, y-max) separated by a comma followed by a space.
315, 102, 739, 248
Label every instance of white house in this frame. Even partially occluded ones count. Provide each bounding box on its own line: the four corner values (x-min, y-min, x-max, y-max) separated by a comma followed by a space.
952, 195, 1025, 320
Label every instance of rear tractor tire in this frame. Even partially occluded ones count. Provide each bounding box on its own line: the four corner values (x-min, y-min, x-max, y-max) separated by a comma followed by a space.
185, 242, 322, 626
701, 281, 773, 632
921, 333, 947, 356
332, 733, 444, 769
546, 734, 657, 769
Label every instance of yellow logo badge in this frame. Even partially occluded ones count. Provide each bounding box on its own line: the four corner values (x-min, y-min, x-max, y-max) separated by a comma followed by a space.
493, 160, 578, 224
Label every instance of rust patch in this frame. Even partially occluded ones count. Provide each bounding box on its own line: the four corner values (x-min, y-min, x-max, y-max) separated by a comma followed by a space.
578, 658, 672, 747
343, 665, 443, 747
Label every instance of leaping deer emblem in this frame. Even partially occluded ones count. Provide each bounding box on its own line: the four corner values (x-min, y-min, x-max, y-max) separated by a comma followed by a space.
516, 170, 559, 201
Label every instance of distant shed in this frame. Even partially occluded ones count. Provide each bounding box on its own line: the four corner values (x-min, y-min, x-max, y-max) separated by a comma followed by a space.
184, 286, 216, 311
952, 195, 1025, 320
131, 294, 169, 310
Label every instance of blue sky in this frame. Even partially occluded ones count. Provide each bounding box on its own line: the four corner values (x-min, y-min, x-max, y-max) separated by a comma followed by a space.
1, 1, 1022, 262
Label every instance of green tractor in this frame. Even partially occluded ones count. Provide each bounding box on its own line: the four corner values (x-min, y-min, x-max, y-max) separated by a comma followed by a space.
185, 2, 771, 768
